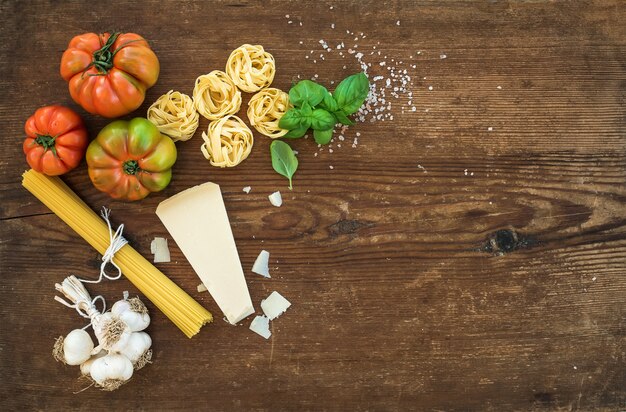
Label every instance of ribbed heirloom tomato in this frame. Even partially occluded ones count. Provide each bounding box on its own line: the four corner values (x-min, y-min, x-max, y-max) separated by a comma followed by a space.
60, 32, 159, 118
23, 105, 88, 176
86, 118, 176, 201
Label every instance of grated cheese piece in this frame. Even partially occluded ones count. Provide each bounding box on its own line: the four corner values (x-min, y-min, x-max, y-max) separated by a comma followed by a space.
268, 191, 282, 207
249, 315, 271, 339
261, 291, 291, 320
252, 250, 271, 278
243, 186, 251, 194
197, 283, 208, 292
150, 237, 171, 263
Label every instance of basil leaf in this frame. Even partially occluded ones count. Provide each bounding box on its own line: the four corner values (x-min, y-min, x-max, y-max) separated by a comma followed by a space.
310, 109, 336, 131
289, 80, 327, 107
270, 140, 299, 190
298, 102, 313, 129
283, 125, 309, 138
333, 110, 355, 126
278, 108, 303, 130
313, 129, 333, 145
333, 72, 370, 115
319, 91, 339, 112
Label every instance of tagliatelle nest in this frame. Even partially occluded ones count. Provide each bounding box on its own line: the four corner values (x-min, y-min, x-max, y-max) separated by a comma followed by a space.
247, 88, 290, 138
147, 90, 199, 142
200, 115, 254, 168
226, 44, 275, 93
193, 71, 242, 120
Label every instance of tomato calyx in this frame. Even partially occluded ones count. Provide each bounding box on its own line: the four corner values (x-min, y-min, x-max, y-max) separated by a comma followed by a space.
34, 133, 58, 156
123, 160, 141, 175
90, 32, 121, 74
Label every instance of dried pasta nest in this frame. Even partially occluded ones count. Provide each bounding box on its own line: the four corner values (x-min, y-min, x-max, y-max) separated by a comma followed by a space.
200, 115, 254, 168
147, 90, 199, 142
247, 88, 290, 138
226, 44, 275, 93
193, 70, 242, 120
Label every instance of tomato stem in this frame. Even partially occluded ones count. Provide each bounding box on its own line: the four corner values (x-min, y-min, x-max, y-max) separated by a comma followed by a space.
82, 32, 146, 77
34, 134, 58, 157
123, 160, 140, 175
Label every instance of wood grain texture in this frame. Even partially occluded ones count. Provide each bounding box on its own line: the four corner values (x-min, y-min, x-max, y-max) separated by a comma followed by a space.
1, 0, 624, 411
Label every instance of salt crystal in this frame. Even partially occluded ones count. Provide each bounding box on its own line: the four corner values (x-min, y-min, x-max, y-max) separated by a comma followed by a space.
396, 20, 400, 25
440, 54, 447, 59
497, 85, 502, 90
428, 86, 433, 91
331, 23, 335, 29
329, 165, 334, 169
488, 127, 493, 131
285, 14, 289, 18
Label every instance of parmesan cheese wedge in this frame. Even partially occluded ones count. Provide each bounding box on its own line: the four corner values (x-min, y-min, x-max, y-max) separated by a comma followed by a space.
156, 182, 254, 324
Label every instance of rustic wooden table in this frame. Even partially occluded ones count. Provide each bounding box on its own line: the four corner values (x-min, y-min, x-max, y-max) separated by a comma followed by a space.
1, 1, 624, 411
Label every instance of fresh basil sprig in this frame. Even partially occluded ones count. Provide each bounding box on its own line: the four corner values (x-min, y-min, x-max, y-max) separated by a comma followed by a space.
270, 140, 299, 190
278, 72, 369, 145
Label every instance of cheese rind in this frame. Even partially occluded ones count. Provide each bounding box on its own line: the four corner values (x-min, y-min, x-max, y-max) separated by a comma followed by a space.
156, 182, 254, 324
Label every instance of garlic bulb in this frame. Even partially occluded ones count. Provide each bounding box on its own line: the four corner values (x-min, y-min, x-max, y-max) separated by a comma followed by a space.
80, 349, 106, 376
111, 297, 151, 332
53, 329, 94, 366
119, 332, 152, 369
92, 312, 132, 353
90, 353, 134, 391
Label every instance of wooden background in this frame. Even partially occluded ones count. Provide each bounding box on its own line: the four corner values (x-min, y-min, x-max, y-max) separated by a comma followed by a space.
1, 1, 624, 410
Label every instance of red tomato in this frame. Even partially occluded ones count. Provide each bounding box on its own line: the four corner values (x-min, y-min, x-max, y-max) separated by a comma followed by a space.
23, 106, 89, 175
60, 32, 159, 118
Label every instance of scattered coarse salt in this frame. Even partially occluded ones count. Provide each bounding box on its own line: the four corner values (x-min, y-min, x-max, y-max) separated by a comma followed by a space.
396, 20, 400, 25
288, 20, 293, 24
464, 169, 468, 176
488, 127, 493, 131
249, 315, 271, 339
329, 165, 334, 169
440, 54, 447, 59
285, 14, 289, 18
428, 85, 433, 91
252, 250, 271, 278
243, 186, 251, 194
497, 85, 502, 89
331, 23, 335, 29
261, 291, 292, 320
268, 191, 282, 207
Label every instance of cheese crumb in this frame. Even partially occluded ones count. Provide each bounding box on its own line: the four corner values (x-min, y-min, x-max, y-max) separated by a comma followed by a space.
268, 191, 283, 207
249, 315, 271, 339
150, 237, 171, 263
261, 291, 292, 320
243, 186, 251, 194
197, 283, 207, 293
252, 250, 271, 278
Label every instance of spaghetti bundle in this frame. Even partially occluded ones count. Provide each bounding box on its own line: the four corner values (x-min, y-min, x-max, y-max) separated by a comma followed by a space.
22, 169, 213, 338
247, 88, 290, 138
200, 115, 253, 168
226, 44, 275, 92
147, 90, 199, 142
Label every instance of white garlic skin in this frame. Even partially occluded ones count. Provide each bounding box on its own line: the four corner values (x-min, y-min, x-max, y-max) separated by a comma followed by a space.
90, 353, 134, 385
112, 300, 151, 332
119, 332, 152, 364
63, 329, 94, 366
80, 350, 106, 376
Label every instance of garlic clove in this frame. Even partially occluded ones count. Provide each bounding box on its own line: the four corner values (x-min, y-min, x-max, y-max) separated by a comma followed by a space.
62, 329, 94, 366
